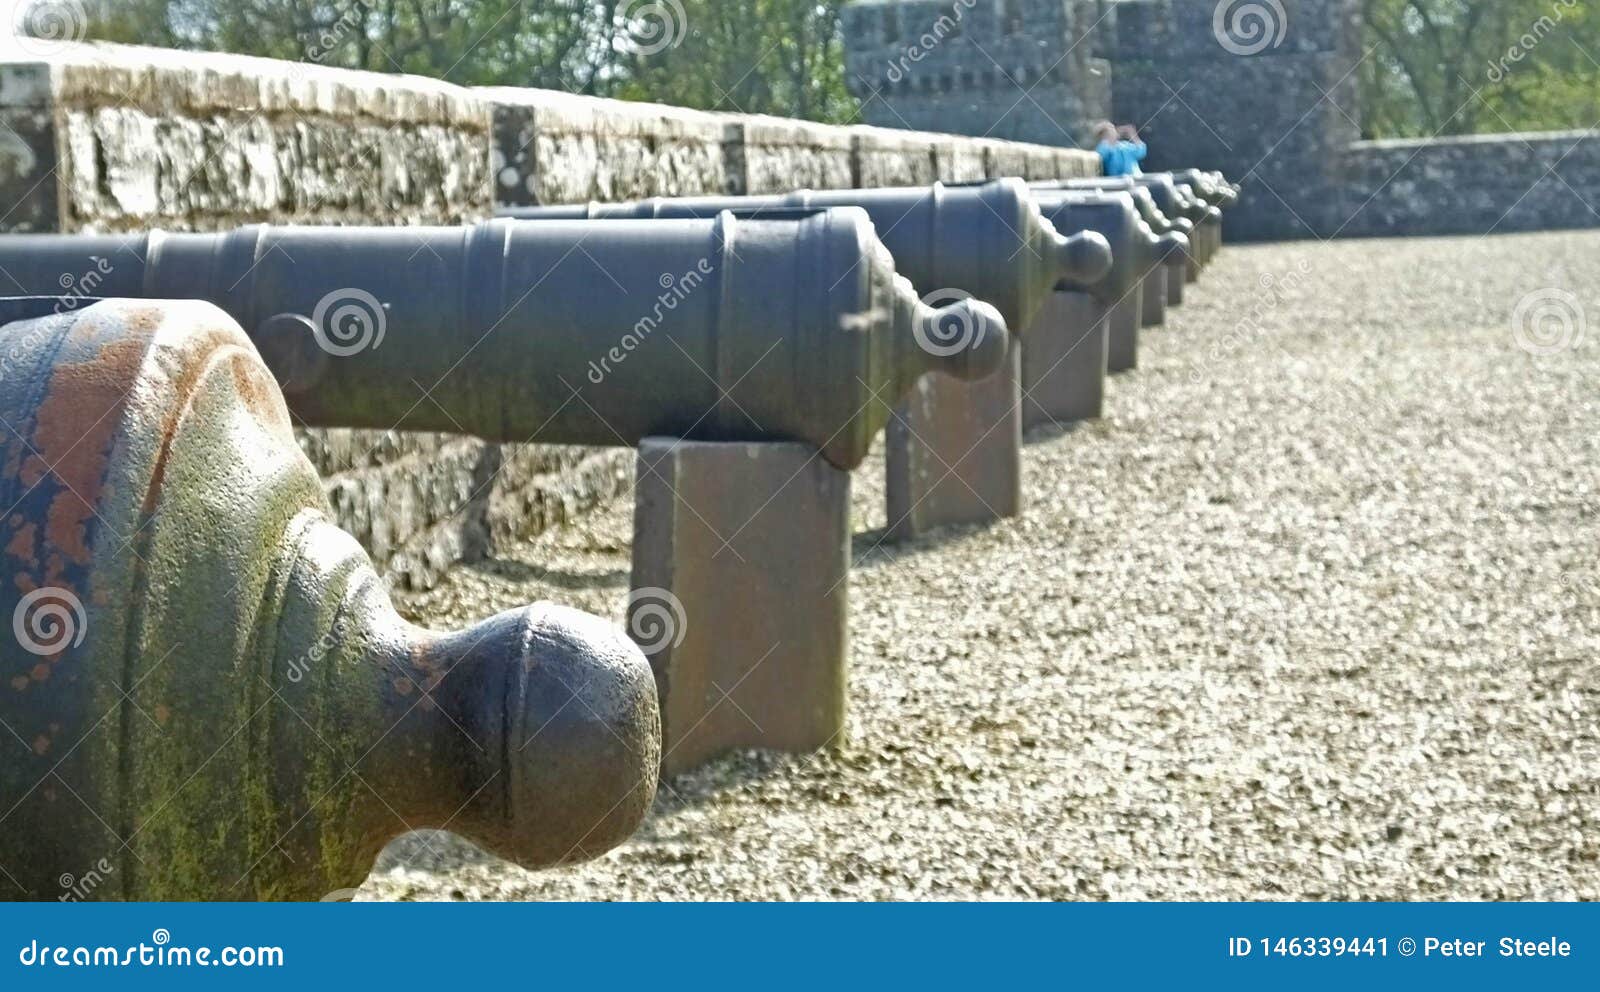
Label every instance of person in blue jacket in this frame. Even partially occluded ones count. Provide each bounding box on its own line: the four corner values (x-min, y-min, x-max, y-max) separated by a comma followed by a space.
1093, 121, 1147, 177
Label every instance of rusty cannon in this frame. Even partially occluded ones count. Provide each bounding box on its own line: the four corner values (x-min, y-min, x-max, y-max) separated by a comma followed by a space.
0, 213, 1006, 473
0, 296, 661, 901
497, 178, 1114, 334
0, 214, 1008, 785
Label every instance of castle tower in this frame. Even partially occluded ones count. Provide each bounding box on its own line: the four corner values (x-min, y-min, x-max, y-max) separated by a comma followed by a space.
1106, 0, 1362, 240
841, 0, 1113, 147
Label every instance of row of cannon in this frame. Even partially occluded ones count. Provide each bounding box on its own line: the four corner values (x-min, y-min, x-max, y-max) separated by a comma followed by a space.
0, 168, 1236, 900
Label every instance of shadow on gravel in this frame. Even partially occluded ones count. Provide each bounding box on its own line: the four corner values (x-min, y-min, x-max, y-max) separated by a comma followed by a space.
461, 559, 630, 591
1022, 420, 1088, 446
849, 518, 1001, 570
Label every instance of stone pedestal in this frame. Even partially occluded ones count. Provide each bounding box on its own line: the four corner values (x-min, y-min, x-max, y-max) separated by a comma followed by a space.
885, 338, 1022, 541
1142, 266, 1168, 327
1107, 292, 1142, 373
1022, 291, 1109, 429
631, 437, 849, 776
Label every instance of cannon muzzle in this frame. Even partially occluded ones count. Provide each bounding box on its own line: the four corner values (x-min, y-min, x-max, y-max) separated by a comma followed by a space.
0, 298, 660, 900
501, 179, 1100, 332
0, 211, 1003, 470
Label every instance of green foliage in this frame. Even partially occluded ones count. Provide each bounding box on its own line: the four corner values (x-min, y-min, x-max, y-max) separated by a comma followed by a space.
69, 0, 858, 121
1362, 0, 1600, 138
614, 0, 858, 122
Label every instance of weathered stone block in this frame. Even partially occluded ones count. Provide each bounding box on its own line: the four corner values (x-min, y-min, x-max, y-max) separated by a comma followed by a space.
1107, 291, 1142, 373
632, 438, 849, 776
484, 87, 728, 205
1022, 291, 1108, 427
885, 339, 1022, 540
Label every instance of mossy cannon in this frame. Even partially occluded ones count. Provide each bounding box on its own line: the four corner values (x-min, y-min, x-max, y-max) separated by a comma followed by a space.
0, 297, 661, 901
0, 212, 1005, 471
497, 178, 1113, 333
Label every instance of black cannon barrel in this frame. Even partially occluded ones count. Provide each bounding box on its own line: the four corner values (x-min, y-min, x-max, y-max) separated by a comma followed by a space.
1053, 178, 1194, 238
0, 298, 661, 899
0, 211, 1006, 471
1170, 168, 1238, 209
498, 179, 1113, 332
1029, 189, 1186, 306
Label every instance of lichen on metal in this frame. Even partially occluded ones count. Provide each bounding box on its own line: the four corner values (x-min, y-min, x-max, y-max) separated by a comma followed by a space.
0, 298, 660, 900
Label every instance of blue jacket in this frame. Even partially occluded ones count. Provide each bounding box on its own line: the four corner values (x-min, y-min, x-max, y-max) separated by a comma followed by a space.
1097, 139, 1147, 177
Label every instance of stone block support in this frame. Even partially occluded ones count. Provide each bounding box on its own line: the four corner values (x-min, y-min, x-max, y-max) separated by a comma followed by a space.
1022, 291, 1109, 428
1142, 267, 1168, 328
631, 438, 849, 776
885, 340, 1023, 541
1107, 292, 1143, 373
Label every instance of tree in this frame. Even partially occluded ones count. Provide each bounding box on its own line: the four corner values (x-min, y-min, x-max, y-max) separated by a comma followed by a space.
63, 0, 856, 121
1361, 0, 1600, 138
615, 0, 857, 122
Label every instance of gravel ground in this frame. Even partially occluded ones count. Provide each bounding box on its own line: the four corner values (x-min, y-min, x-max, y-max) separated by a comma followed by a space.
365, 230, 1600, 901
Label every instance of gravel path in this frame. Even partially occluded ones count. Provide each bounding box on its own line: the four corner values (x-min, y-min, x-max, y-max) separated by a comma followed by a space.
366, 230, 1600, 900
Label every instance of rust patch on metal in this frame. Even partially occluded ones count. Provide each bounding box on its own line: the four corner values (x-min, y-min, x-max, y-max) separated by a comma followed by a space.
17, 326, 149, 580
5, 520, 37, 568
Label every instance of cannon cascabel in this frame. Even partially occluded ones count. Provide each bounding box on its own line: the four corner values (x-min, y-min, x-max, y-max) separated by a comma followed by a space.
0, 212, 1006, 471
0, 298, 660, 900
1030, 189, 1188, 304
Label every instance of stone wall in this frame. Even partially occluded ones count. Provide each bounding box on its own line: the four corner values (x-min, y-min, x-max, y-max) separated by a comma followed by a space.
843, 0, 1600, 243
1338, 130, 1600, 237
1, 40, 1097, 589
841, 0, 1110, 147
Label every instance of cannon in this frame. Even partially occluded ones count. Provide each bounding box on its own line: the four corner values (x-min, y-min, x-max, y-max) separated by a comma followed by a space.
1063, 175, 1220, 270
498, 178, 1113, 334
1132, 174, 1222, 266
1170, 168, 1240, 210
1031, 188, 1186, 374
0, 297, 661, 900
0, 213, 1004, 472
1052, 178, 1198, 312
